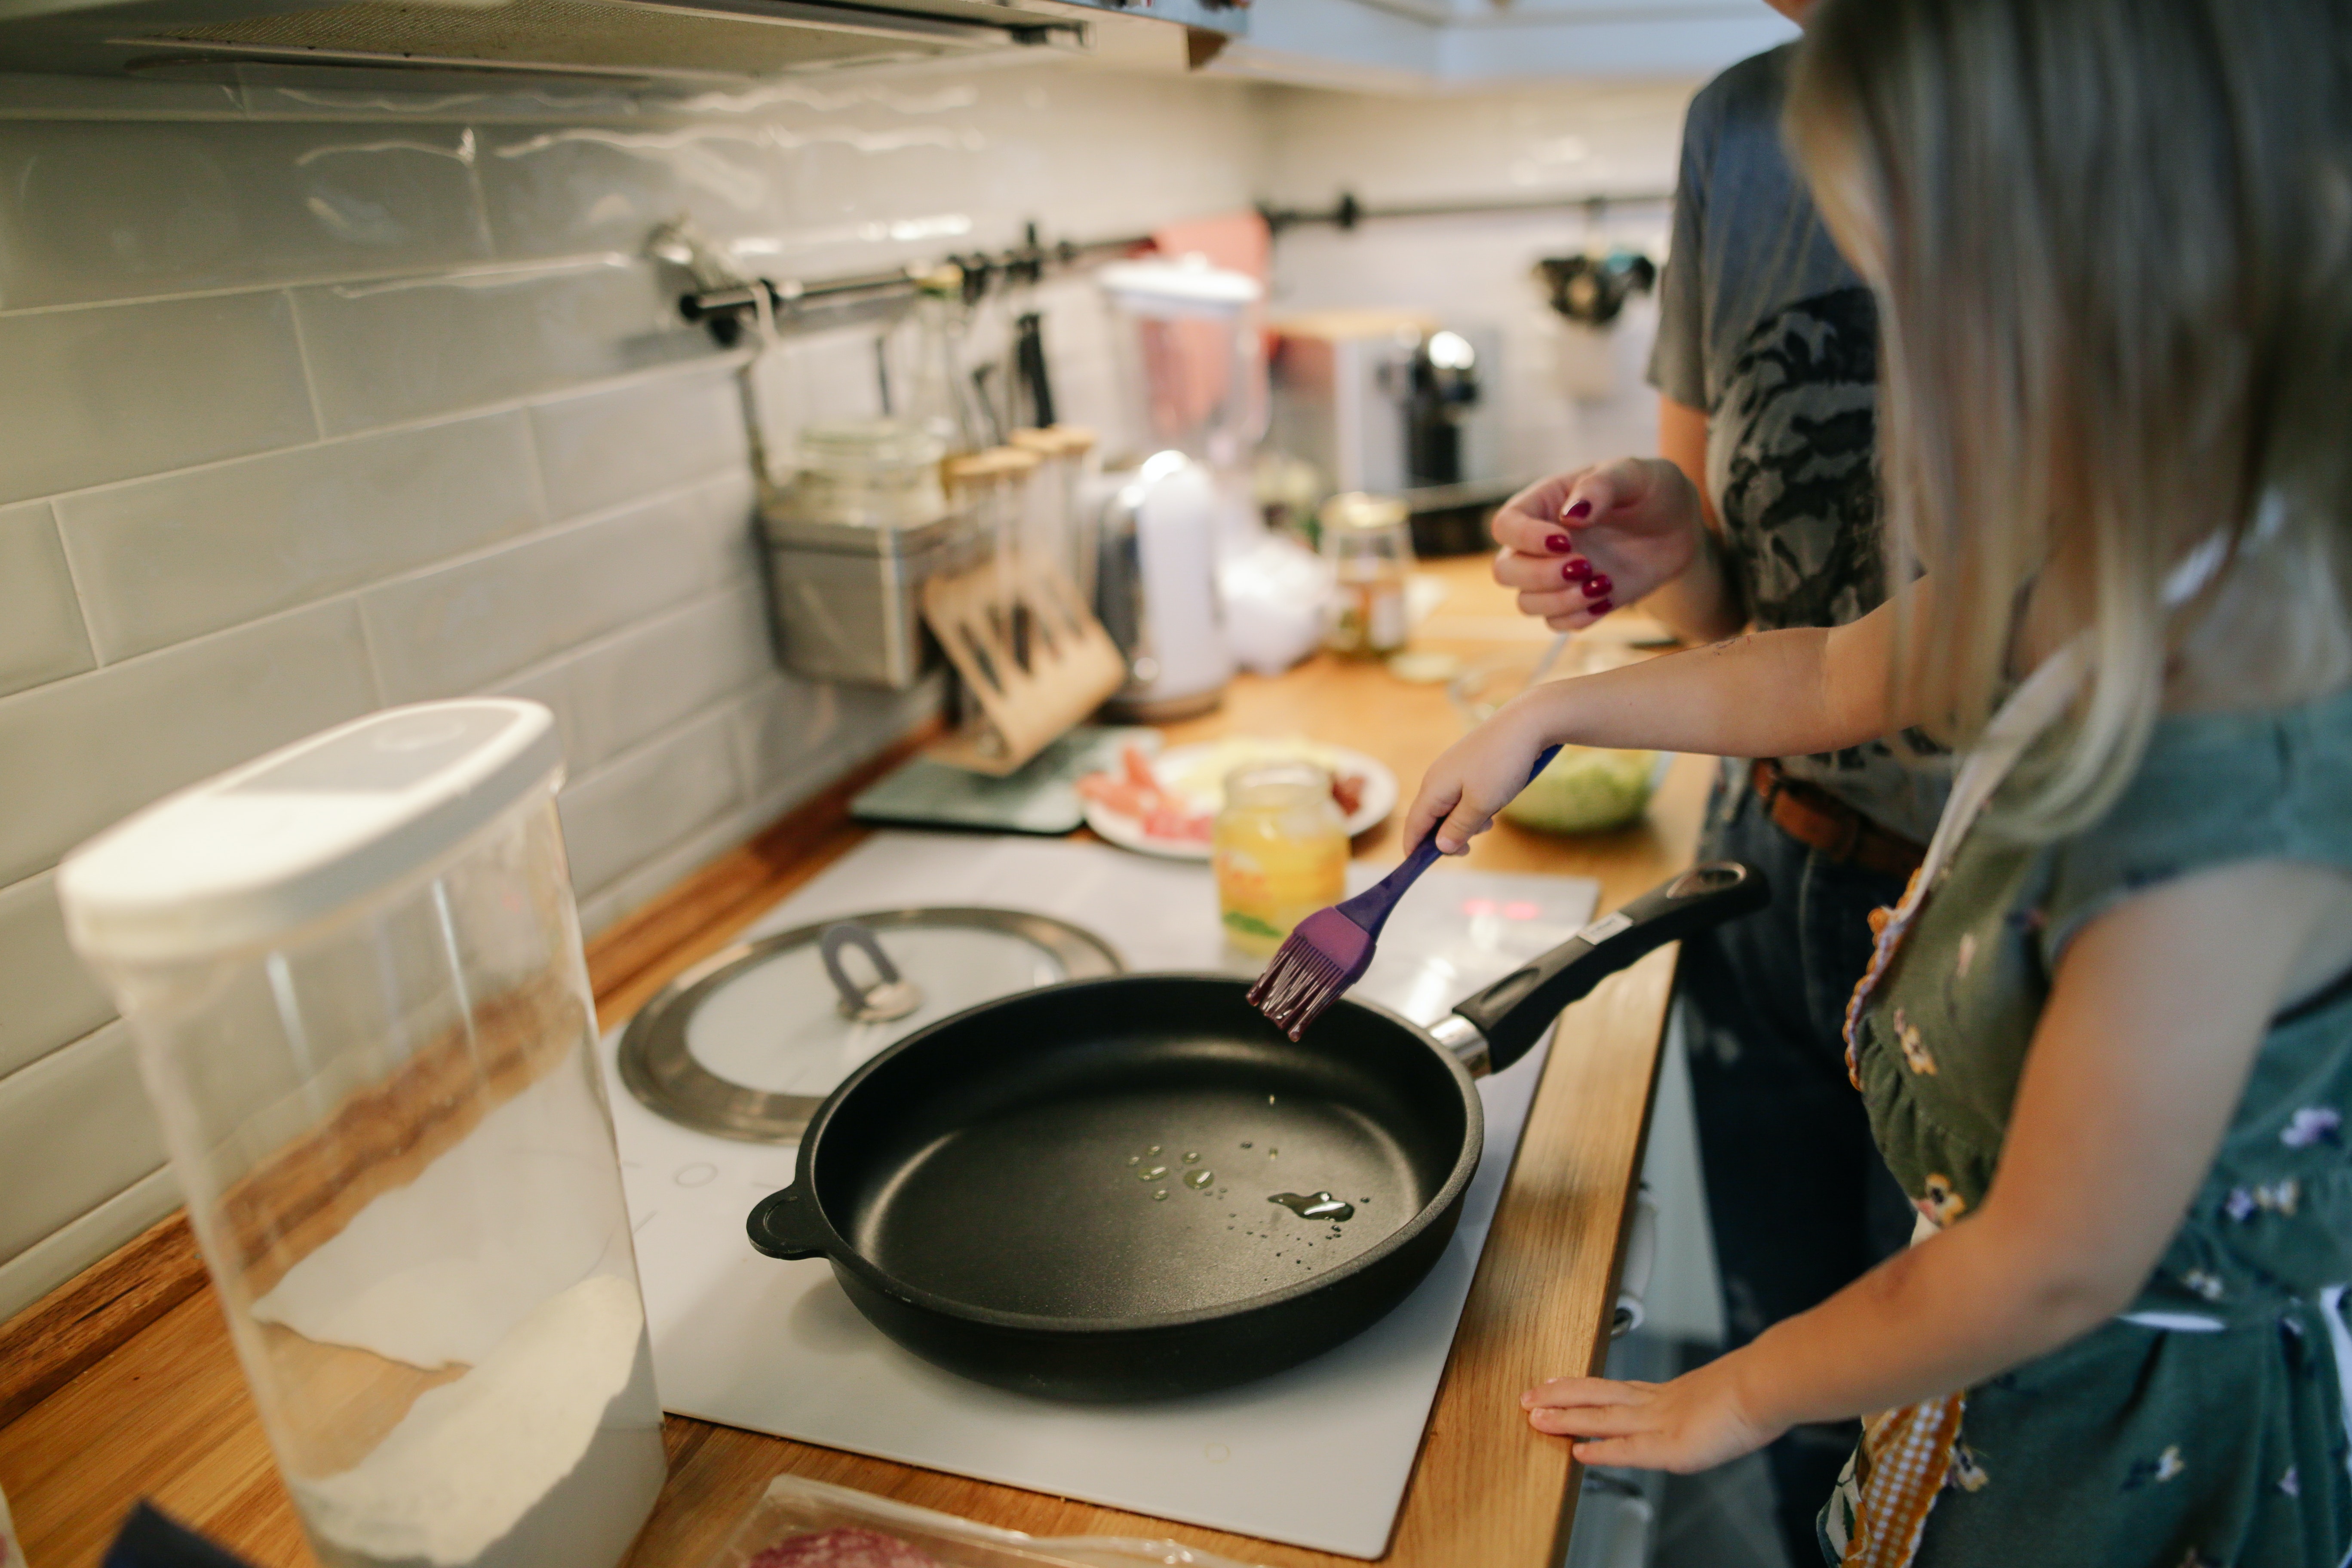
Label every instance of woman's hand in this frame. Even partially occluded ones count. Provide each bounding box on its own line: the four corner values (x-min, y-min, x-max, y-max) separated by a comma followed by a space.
1490, 458, 1709, 631
1400, 699, 1557, 854
1522, 1362, 1782, 1473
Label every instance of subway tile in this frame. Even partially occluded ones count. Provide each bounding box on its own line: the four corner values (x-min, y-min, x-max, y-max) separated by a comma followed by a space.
0, 1164, 178, 1325
529, 367, 749, 522
0, 292, 315, 506
58, 413, 542, 663
556, 706, 743, 897
0, 871, 114, 1081
563, 584, 774, 772
360, 473, 752, 704
476, 122, 779, 264
0, 1022, 166, 1266
292, 258, 716, 434
0, 120, 489, 311
728, 668, 940, 805
0, 500, 94, 698
0, 601, 378, 887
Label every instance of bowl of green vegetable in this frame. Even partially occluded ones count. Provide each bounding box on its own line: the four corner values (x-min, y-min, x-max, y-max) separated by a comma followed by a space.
1447, 646, 1664, 835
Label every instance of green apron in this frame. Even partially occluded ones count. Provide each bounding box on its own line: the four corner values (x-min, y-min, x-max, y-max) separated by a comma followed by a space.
1825, 681, 2352, 1567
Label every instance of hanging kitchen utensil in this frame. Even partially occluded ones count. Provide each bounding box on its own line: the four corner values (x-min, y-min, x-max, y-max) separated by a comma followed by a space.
619, 906, 1121, 1143
748, 860, 1768, 1399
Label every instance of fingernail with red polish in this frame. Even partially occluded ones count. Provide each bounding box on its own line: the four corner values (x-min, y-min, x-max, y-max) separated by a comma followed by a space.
1581, 574, 1613, 598
1563, 559, 1592, 582
1563, 500, 1593, 520
1588, 597, 1614, 615
1544, 533, 1572, 553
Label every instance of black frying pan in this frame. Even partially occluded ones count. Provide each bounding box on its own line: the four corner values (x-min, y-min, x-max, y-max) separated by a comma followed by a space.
749, 861, 1766, 1400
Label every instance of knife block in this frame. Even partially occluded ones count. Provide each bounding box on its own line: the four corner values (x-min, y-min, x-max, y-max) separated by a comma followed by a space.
921, 554, 1127, 776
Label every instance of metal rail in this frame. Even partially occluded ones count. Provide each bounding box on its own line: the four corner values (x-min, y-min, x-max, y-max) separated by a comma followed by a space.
675, 225, 1151, 345
1257, 187, 1675, 234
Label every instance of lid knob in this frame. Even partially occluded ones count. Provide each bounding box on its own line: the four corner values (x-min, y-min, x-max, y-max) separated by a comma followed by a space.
819, 921, 925, 1024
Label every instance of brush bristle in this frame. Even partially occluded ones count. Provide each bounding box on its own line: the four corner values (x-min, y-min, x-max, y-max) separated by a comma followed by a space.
1247, 908, 1374, 1040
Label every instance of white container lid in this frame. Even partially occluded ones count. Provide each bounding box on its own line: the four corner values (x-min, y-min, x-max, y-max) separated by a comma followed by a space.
1096, 255, 1261, 320
60, 700, 563, 966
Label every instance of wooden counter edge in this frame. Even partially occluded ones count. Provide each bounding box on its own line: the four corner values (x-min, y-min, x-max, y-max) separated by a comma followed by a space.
0, 721, 940, 1432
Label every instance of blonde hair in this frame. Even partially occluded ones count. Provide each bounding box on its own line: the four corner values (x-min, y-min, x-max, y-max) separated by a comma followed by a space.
1787, 0, 2352, 836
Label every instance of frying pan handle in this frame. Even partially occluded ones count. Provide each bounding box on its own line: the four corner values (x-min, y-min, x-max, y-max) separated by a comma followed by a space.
1449, 861, 1770, 1074
748, 1184, 829, 1261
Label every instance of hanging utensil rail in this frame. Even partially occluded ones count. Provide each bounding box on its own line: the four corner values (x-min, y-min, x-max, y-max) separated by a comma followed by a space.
676, 225, 1153, 346
1257, 186, 1675, 235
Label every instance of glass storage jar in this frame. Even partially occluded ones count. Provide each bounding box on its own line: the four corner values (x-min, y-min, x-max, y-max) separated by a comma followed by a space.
792, 419, 948, 528
1213, 761, 1349, 957
1320, 491, 1415, 657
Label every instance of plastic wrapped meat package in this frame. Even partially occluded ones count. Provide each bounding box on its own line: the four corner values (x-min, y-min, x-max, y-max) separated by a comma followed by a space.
706, 1476, 1271, 1568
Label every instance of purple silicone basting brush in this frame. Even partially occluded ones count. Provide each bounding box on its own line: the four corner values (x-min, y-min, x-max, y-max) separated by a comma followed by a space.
1247, 746, 1560, 1039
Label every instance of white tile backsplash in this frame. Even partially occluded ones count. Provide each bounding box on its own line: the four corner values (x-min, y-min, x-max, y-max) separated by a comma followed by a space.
0, 53, 1696, 1319
0, 871, 112, 1080
0, 500, 95, 699
292, 257, 718, 434
0, 600, 379, 887
529, 365, 751, 520
56, 411, 543, 662
360, 472, 751, 703
0, 119, 491, 310
0, 291, 316, 505
0, 1022, 165, 1266
557, 704, 745, 897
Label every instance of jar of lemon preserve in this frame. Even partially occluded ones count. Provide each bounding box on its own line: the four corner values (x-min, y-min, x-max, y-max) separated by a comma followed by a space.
1214, 762, 1349, 956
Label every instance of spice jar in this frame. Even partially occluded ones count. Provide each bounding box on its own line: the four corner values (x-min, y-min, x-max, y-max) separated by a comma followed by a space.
1213, 761, 1349, 956
1320, 491, 1415, 657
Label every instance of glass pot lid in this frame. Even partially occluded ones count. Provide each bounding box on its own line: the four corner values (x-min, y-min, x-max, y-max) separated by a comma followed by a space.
617, 906, 1121, 1143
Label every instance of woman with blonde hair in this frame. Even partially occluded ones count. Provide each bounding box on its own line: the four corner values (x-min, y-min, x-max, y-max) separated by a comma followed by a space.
1407, 0, 2352, 1560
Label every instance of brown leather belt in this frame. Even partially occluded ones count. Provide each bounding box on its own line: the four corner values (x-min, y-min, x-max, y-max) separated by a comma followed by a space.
1750, 759, 1926, 880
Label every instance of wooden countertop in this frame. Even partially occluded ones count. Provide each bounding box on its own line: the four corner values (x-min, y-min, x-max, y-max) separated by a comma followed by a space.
0, 556, 1708, 1568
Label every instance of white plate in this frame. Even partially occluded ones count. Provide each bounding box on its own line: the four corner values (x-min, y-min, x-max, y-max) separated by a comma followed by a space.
1081, 740, 1399, 861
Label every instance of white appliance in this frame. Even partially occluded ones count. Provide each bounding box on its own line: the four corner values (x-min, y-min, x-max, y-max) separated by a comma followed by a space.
603, 832, 1600, 1559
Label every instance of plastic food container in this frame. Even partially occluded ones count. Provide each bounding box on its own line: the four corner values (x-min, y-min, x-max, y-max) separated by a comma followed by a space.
703, 1474, 1268, 1568
57, 701, 664, 1568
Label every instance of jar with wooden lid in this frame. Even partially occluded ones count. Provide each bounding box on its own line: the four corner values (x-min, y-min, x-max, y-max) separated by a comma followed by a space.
1320, 491, 1414, 657
1010, 426, 1100, 604
1213, 761, 1349, 956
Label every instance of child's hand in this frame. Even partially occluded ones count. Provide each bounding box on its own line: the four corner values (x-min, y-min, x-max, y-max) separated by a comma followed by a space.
1490, 458, 1706, 631
1521, 1364, 1781, 1473
1402, 704, 1555, 855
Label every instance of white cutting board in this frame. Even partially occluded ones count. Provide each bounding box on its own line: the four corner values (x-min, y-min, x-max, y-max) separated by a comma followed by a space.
602, 832, 1598, 1559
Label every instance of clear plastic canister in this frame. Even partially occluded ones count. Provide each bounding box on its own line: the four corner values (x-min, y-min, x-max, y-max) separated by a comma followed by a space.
56, 701, 663, 1568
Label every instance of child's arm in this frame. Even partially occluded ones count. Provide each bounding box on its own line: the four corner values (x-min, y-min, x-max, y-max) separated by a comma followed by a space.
1402, 587, 1912, 854
1524, 858, 2352, 1472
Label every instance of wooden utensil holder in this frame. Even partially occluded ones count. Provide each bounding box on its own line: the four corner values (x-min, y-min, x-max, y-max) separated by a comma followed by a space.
922, 552, 1127, 776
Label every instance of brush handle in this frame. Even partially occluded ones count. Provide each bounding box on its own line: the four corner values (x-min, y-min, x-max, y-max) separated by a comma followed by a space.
1336, 745, 1561, 940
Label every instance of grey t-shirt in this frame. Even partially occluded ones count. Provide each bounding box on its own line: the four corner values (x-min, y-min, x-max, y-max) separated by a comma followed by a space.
1648, 43, 1948, 844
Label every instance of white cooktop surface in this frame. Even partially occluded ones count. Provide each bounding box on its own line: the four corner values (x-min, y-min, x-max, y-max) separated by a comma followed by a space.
602, 832, 1598, 1559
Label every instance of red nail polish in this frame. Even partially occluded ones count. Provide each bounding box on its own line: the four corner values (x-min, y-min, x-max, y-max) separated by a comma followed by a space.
1587, 597, 1614, 615
1563, 559, 1592, 582
1564, 500, 1593, 520
1544, 533, 1572, 552
1581, 574, 1613, 598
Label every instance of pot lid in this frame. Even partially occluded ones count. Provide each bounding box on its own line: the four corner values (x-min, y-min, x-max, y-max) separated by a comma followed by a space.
618, 906, 1121, 1142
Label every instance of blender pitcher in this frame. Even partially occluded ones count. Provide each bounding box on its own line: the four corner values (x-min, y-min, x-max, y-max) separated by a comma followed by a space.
57, 700, 663, 1568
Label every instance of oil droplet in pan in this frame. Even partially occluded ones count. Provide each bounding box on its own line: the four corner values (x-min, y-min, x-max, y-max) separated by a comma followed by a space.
1185, 1168, 1214, 1191
1138, 1165, 1169, 1181
1125, 1156, 1139, 1166
1183, 1151, 1201, 1165
1269, 1191, 1355, 1221
1154, 1190, 1169, 1201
